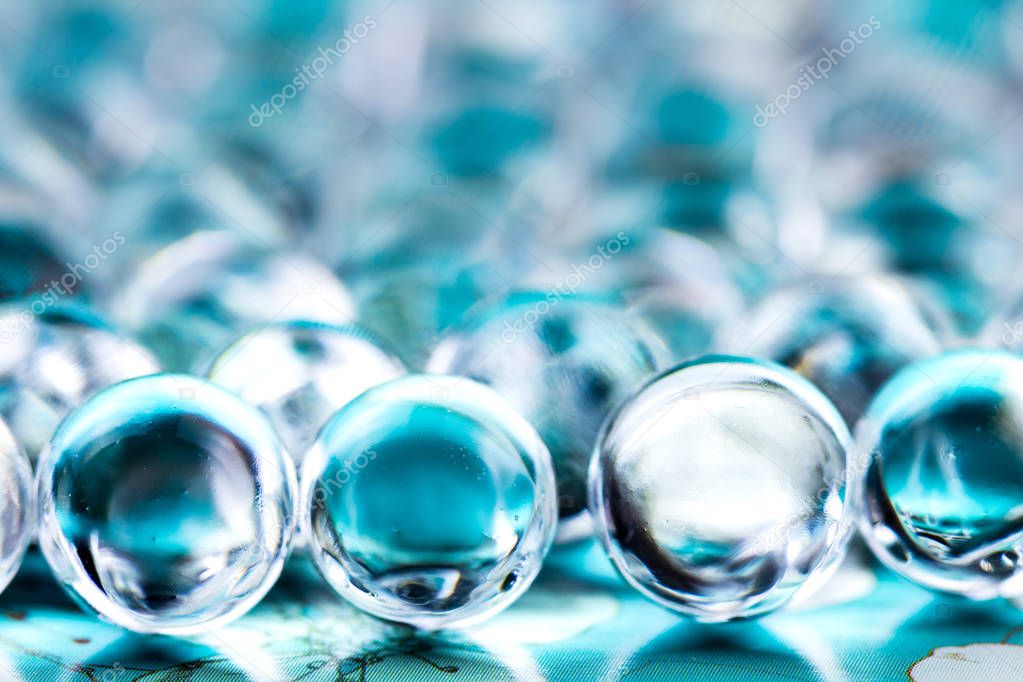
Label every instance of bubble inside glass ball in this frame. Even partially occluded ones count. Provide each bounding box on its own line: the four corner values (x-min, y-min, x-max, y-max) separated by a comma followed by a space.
37, 374, 297, 634
302, 375, 557, 629
856, 349, 1023, 599
208, 321, 406, 467
590, 356, 851, 621
430, 293, 664, 541
0, 417, 32, 597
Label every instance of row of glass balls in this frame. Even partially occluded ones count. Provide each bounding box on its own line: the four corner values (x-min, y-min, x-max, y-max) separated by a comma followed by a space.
0, 290, 1019, 636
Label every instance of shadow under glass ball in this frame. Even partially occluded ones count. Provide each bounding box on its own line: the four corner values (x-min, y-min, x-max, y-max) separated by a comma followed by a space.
38, 375, 296, 634
303, 375, 557, 629
856, 349, 1023, 599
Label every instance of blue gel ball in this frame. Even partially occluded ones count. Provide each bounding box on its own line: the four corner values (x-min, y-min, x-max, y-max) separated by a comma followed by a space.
855, 349, 1023, 599
37, 374, 297, 634
301, 374, 556, 629
591, 356, 852, 621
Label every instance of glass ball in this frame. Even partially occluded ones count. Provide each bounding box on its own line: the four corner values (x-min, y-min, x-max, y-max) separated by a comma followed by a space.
110, 230, 355, 371
429, 293, 665, 542
590, 356, 852, 621
855, 349, 1023, 599
0, 417, 32, 596
36, 374, 297, 634
301, 374, 556, 629
0, 304, 159, 464
722, 275, 947, 426
207, 321, 406, 467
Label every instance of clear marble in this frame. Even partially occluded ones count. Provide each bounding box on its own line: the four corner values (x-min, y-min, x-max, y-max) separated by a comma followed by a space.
722, 275, 947, 426
0, 303, 159, 464
208, 321, 406, 467
429, 293, 665, 542
36, 374, 297, 634
855, 349, 1023, 599
301, 374, 556, 629
0, 417, 32, 596
590, 356, 852, 621
110, 230, 356, 372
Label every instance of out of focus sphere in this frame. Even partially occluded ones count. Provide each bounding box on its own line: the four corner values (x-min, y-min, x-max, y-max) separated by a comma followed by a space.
429, 293, 665, 541
208, 321, 406, 466
0, 418, 32, 596
722, 275, 946, 426
856, 350, 1023, 599
0, 304, 159, 463
111, 231, 355, 371
590, 356, 851, 621
37, 375, 297, 634
302, 375, 557, 629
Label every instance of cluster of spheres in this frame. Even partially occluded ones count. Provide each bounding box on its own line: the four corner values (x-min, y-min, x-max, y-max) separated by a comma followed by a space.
1, 0, 1023, 644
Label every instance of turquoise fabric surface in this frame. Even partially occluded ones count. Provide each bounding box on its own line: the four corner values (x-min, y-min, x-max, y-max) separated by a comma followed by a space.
2, 541, 1021, 680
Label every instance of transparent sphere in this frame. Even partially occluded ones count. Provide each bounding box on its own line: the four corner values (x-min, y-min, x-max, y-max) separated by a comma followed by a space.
37, 374, 297, 634
208, 321, 407, 467
110, 230, 355, 371
590, 356, 852, 621
855, 349, 1023, 599
0, 417, 32, 596
302, 375, 557, 629
0, 304, 159, 464
429, 293, 665, 541
722, 275, 947, 426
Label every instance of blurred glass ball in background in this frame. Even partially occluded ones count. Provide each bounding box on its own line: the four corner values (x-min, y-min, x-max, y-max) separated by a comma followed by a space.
429, 292, 666, 542
208, 320, 406, 467
110, 230, 355, 372
720, 275, 949, 426
590, 356, 852, 621
855, 349, 1023, 599
0, 303, 159, 464
0, 417, 32, 597
302, 374, 556, 629
37, 374, 297, 634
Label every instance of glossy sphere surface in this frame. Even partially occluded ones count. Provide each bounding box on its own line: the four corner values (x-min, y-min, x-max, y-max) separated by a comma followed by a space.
724, 276, 945, 426
0, 304, 159, 463
37, 374, 297, 634
0, 418, 32, 596
429, 293, 664, 541
208, 321, 406, 467
302, 375, 556, 629
856, 350, 1023, 599
590, 356, 851, 621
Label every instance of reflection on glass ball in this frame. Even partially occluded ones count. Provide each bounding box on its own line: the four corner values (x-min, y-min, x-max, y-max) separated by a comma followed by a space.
856, 349, 1023, 599
429, 293, 666, 542
37, 374, 297, 634
208, 321, 406, 466
302, 375, 556, 629
590, 356, 851, 621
